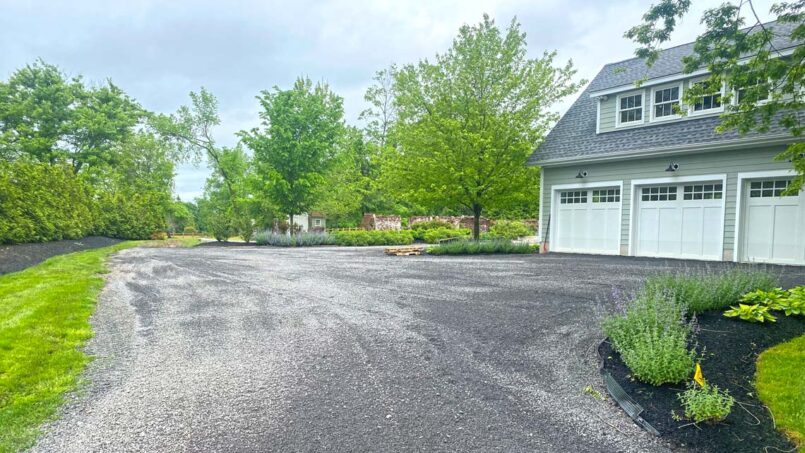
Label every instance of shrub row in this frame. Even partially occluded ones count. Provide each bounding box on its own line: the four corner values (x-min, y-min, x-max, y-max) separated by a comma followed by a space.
410, 220, 454, 240
427, 239, 536, 255
422, 227, 471, 244
255, 231, 337, 247
331, 230, 414, 246
483, 220, 534, 240
642, 268, 778, 313
0, 161, 168, 243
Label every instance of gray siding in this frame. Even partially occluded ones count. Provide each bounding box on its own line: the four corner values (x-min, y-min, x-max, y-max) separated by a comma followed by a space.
540, 146, 792, 257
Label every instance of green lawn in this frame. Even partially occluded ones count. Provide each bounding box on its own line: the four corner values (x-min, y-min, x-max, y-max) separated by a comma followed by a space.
757, 332, 805, 451
0, 242, 138, 452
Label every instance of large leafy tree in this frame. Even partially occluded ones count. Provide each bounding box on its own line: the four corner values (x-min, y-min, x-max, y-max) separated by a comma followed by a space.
626, 0, 805, 190
387, 15, 583, 238
155, 88, 257, 240
0, 60, 144, 173
240, 77, 344, 231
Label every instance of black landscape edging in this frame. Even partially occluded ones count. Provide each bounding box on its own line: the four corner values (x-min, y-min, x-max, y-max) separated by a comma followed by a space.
599, 311, 804, 453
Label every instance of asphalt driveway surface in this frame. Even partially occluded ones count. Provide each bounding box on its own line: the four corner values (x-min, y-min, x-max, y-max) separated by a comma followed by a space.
32, 247, 805, 452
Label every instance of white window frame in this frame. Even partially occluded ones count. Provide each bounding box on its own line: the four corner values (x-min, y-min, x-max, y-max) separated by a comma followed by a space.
732, 78, 771, 106
628, 174, 727, 258
650, 82, 684, 122
615, 90, 645, 127
688, 77, 725, 116
733, 169, 796, 262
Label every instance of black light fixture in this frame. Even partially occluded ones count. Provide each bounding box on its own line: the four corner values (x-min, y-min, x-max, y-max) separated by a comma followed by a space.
576, 170, 588, 178
665, 162, 679, 172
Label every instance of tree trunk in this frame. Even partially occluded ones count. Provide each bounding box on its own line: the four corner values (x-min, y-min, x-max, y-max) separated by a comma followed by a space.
289, 213, 294, 236
472, 203, 482, 240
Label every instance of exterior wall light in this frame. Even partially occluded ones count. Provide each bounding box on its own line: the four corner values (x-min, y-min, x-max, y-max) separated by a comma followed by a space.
576, 170, 588, 178
665, 163, 679, 172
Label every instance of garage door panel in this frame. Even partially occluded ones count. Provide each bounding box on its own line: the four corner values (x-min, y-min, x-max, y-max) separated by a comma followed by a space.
745, 205, 773, 259
554, 187, 621, 255
634, 182, 724, 260
772, 205, 798, 261
742, 178, 804, 265
637, 207, 660, 254
658, 207, 681, 255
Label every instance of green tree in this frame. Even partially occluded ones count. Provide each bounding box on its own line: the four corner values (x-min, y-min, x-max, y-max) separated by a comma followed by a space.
626, 0, 805, 190
240, 77, 344, 231
156, 88, 256, 240
387, 15, 583, 238
0, 60, 144, 172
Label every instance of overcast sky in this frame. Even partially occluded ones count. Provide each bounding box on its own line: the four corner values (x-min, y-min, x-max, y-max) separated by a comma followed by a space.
1, 0, 775, 201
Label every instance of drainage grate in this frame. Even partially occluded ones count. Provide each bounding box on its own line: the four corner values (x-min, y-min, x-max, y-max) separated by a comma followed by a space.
603, 371, 660, 436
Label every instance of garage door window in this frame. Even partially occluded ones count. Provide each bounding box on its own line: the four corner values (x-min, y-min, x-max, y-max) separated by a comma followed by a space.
684, 184, 723, 200
641, 186, 677, 201
592, 188, 620, 203
560, 191, 587, 204
750, 179, 794, 198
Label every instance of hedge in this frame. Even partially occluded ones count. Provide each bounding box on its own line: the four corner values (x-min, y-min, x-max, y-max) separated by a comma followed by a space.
331, 230, 414, 246
0, 161, 168, 244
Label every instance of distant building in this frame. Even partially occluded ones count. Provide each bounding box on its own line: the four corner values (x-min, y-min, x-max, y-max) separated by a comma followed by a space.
287, 212, 326, 233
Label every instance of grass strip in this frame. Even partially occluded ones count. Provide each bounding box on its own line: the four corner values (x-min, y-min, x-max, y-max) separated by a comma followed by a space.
0, 242, 137, 452
756, 333, 805, 451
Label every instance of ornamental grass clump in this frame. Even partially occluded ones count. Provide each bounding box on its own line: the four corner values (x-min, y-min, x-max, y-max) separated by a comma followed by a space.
603, 291, 696, 386
642, 268, 778, 313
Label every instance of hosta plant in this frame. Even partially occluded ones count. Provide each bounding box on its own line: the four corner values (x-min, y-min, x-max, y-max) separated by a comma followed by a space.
740, 288, 787, 310
678, 383, 734, 423
776, 286, 805, 316
723, 303, 776, 323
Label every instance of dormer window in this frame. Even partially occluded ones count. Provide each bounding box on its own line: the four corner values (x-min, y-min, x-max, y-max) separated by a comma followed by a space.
651, 84, 682, 121
616, 92, 643, 126
736, 79, 770, 105
690, 79, 724, 114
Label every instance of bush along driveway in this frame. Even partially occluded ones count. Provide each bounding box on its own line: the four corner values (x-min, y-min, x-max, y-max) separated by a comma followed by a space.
29, 247, 805, 452
601, 270, 805, 452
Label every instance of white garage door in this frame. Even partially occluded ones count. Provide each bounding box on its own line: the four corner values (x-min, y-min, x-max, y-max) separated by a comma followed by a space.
741, 178, 805, 265
634, 182, 723, 260
554, 187, 621, 254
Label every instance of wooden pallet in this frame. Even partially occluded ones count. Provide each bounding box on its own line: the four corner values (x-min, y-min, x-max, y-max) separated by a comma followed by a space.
384, 246, 425, 256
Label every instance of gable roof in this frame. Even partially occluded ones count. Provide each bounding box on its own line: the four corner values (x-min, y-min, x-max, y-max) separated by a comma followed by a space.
588, 21, 800, 94
530, 21, 803, 166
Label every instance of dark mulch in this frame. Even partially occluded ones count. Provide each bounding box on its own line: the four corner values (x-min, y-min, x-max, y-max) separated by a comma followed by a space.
197, 241, 257, 247
601, 312, 805, 453
0, 236, 122, 275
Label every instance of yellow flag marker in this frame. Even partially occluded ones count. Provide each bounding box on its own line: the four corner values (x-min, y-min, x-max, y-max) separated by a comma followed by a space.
693, 363, 706, 387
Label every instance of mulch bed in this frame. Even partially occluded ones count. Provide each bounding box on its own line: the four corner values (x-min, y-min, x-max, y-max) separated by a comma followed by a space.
0, 236, 122, 276
197, 241, 256, 247
600, 311, 805, 453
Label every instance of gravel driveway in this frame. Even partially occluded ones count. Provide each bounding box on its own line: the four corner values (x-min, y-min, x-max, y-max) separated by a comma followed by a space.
32, 247, 805, 452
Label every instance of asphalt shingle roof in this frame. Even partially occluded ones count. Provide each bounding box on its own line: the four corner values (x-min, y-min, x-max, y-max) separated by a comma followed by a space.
530, 21, 802, 165
588, 21, 799, 93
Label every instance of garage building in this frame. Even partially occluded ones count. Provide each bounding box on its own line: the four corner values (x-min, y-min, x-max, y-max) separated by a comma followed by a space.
530, 22, 804, 265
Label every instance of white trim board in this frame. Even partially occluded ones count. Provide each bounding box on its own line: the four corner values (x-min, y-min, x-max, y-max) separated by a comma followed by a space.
549, 179, 623, 255
733, 169, 797, 262
537, 167, 545, 241
628, 174, 728, 259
